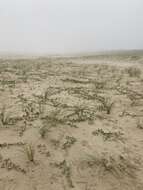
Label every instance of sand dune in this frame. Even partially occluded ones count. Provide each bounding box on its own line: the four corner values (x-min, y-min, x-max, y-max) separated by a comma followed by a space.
0, 54, 143, 190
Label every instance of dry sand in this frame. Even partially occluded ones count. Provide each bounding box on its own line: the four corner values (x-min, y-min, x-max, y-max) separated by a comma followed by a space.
0, 54, 143, 190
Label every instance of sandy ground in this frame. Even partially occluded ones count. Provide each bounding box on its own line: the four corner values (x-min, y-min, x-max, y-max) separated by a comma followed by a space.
0, 55, 143, 190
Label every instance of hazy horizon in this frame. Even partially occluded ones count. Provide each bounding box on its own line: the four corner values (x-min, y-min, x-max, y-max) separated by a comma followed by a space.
0, 0, 143, 54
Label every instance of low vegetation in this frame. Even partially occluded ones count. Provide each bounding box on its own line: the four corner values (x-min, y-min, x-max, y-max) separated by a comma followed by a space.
0, 55, 142, 189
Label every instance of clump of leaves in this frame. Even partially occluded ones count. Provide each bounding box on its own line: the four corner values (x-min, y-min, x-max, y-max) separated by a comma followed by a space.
39, 126, 50, 138
80, 153, 138, 180
62, 136, 77, 150
33, 90, 49, 104
1, 158, 26, 174
67, 104, 94, 122
22, 101, 40, 121
72, 106, 87, 121
22, 102, 34, 120
97, 96, 114, 114
92, 129, 124, 142
66, 121, 78, 128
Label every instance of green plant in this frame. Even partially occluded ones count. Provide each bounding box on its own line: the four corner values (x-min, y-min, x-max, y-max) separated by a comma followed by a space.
39, 126, 49, 138
22, 101, 38, 121
67, 105, 94, 122
80, 153, 138, 180
23, 144, 35, 162
33, 89, 49, 104
92, 129, 124, 142
97, 96, 114, 114
62, 136, 77, 150
0, 106, 10, 126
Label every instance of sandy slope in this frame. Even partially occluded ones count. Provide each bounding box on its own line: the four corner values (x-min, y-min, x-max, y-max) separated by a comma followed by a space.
0, 55, 143, 190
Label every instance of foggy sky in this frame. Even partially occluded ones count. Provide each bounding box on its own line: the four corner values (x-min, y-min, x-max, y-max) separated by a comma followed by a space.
0, 0, 143, 54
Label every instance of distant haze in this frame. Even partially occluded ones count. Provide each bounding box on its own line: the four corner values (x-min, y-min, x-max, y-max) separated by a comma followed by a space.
0, 0, 143, 54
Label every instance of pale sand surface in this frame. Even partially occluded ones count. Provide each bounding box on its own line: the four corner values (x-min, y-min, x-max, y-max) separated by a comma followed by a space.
0, 54, 143, 190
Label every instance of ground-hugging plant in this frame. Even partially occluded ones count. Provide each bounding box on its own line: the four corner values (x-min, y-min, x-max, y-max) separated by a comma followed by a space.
92, 129, 124, 142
